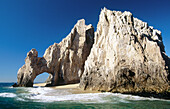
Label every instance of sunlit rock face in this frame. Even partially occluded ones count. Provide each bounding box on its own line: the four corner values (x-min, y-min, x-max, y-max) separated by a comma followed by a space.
17, 49, 48, 87
15, 7, 170, 99
16, 19, 94, 87
80, 8, 170, 97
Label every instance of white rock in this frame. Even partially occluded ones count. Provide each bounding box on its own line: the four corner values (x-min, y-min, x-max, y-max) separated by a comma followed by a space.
17, 19, 94, 87
80, 8, 170, 96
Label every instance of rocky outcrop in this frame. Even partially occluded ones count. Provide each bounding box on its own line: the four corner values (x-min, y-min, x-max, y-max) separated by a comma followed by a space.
80, 8, 170, 98
17, 49, 48, 87
15, 7, 170, 98
16, 19, 94, 87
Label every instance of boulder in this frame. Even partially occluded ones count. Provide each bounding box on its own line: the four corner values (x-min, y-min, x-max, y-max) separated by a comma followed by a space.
80, 8, 170, 98
16, 19, 94, 87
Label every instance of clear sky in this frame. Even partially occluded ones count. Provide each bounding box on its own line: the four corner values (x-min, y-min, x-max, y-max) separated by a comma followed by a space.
0, 0, 170, 82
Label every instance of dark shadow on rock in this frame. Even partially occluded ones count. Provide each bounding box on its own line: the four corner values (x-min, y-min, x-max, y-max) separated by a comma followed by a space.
123, 91, 170, 100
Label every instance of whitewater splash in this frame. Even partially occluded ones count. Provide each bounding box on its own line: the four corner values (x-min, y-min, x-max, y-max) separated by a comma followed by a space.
0, 93, 17, 98
0, 87, 169, 103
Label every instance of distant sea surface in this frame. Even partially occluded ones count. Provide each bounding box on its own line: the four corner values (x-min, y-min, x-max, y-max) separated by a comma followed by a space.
0, 83, 169, 109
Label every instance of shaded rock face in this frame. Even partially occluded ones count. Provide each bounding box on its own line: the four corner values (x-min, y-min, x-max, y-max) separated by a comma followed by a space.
17, 19, 94, 87
80, 8, 170, 96
17, 49, 48, 87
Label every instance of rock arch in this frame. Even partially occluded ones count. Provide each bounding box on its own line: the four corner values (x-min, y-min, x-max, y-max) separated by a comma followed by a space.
16, 19, 94, 87
17, 49, 53, 87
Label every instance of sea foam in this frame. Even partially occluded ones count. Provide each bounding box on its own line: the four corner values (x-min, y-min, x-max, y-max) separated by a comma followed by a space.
0, 93, 17, 98
19, 87, 169, 103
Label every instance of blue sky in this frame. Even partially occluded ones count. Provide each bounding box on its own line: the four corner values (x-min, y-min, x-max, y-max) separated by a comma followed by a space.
0, 0, 170, 82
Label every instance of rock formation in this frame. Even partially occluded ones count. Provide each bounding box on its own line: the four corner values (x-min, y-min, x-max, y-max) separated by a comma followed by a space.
16, 19, 94, 87
80, 8, 170, 98
15, 7, 170, 98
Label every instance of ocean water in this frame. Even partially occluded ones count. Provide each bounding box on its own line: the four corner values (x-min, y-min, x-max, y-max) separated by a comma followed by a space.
0, 83, 169, 109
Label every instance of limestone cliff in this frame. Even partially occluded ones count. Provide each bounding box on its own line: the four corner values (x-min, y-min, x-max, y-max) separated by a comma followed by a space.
15, 7, 170, 98
80, 8, 170, 98
16, 19, 94, 87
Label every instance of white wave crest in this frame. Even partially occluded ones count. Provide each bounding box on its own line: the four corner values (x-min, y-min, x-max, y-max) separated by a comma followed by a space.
15, 87, 170, 103
24, 88, 160, 103
27, 93, 113, 103
0, 93, 17, 98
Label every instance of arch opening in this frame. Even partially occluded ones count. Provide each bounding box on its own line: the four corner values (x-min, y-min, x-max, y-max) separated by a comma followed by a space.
33, 72, 51, 87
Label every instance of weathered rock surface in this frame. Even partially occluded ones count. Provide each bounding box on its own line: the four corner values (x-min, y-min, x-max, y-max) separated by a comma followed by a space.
16, 19, 94, 87
15, 7, 170, 98
80, 8, 170, 98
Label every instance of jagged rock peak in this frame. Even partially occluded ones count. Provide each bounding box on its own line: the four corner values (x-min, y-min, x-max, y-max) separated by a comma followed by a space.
80, 8, 169, 98
16, 19, 94, 87
27, 48, 38, 57
96, 7, 163, 48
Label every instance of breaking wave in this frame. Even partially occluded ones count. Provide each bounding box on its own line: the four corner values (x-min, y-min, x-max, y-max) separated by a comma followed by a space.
0, 93, 17, 98
13, 87, 170, 103
1, 87, 169, 104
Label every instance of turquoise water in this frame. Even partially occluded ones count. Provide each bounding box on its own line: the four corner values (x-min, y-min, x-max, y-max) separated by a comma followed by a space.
0, 83, 169, 109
